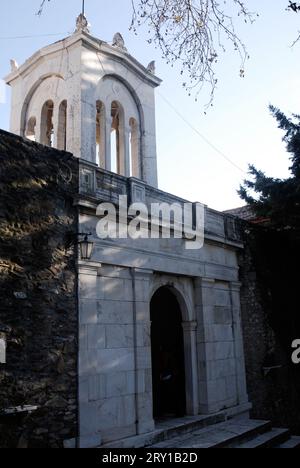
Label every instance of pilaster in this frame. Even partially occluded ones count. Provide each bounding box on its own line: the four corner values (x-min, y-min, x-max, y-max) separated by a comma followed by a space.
182, 321, 199, 415
230, 281, 249, 406
132, 268, 155, 434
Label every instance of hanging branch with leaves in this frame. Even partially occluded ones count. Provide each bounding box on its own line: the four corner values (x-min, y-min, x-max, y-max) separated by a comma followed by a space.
130, 0, 258, 106
37, 0, 257, 107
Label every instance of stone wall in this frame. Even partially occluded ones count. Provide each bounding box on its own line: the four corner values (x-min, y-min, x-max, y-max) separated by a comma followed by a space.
78, 264, 140, 447
239, 225, 300, 433
197, 279, 248, 414
0, 130, 79, 448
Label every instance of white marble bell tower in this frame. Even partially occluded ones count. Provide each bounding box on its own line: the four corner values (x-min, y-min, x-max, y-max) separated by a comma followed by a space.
5, 14, 162, 187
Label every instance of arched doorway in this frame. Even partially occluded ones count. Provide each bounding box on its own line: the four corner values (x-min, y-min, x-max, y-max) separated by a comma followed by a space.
150, 287, 187, 419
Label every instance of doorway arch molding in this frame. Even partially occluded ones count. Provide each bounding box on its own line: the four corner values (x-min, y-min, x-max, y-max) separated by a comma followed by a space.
149, 276, 195, 323
149, 275, 199, 416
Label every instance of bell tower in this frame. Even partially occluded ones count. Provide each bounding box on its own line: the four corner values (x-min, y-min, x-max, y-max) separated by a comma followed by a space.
5, 14, 162, 187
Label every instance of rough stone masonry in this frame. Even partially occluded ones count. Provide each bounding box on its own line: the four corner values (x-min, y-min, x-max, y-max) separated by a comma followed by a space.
0, 130, 79, 448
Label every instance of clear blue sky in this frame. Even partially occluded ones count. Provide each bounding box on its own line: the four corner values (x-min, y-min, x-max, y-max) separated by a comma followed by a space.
0, 0, 299, 210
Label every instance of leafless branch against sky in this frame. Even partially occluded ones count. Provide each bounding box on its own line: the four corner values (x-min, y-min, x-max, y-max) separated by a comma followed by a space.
36, 1, 300, 107
37, 0, 50, 16
130, 0, 258, 108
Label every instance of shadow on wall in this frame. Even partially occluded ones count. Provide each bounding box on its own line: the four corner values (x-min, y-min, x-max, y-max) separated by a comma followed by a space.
239, 224, 300, 435
0, 130, 79, 448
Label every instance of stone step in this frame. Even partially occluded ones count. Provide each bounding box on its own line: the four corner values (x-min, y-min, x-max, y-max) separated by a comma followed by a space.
236, 428, 290, 449
101, 413, 227, 448
276, 436, 300, 449
150, 418, 271, 448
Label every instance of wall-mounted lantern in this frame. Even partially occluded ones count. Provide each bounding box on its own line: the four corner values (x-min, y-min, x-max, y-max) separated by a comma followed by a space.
78, 233, 94, 261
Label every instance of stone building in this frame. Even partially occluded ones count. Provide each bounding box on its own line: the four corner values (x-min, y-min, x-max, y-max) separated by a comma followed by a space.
3, 14, 252, 448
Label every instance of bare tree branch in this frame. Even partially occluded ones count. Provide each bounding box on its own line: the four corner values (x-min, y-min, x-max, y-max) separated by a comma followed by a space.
36, 1, 257, 107
291, 31, 300, 47
130, 1, 258, 107
37, 0, 50, 16
287, 2, 300, 13
287, 2, 300, 47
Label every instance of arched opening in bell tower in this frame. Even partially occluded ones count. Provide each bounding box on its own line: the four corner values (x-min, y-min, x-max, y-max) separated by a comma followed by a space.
40, 100, 54, 147
25, 117, 36, 142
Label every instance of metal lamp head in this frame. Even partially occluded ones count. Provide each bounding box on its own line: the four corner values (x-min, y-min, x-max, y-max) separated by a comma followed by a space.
79, 234, 94, 260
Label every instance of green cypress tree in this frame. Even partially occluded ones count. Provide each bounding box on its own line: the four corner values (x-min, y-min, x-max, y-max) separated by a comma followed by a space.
239, 105, 300, 232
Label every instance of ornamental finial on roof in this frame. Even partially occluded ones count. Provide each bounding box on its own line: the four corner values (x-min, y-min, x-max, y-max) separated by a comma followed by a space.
75, 13, 90, 34
10, 59, 19, 72
112, 33, 127, 52
147, 61, 156, 75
